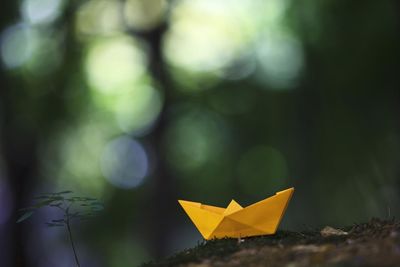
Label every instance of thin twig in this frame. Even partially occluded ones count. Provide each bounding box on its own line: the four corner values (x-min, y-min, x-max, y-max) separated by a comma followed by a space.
66, 209, 81, 267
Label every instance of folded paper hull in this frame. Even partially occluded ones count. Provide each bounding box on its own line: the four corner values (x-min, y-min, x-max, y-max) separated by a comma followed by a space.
178, 187, 294, 240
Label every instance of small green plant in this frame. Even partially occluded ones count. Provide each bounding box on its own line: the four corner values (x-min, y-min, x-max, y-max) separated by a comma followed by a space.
17, 190, 104, 267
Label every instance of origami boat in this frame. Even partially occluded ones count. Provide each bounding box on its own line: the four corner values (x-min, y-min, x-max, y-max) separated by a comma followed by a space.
178, 187, 294, 240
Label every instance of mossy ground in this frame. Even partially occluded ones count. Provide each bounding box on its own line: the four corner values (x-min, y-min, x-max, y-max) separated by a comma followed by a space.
142, 218, 400, 267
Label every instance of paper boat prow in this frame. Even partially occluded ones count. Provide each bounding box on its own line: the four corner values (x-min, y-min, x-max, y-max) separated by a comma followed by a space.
178, 199, 223, 239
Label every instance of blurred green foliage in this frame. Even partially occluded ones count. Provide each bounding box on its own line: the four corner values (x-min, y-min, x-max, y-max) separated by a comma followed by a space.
1, 0, 400, 266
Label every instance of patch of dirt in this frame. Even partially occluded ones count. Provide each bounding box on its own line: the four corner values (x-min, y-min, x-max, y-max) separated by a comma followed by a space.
142, 218, 400, 267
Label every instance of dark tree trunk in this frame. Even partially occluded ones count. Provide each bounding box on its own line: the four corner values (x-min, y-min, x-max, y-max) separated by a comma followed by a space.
128, 21, 178, 257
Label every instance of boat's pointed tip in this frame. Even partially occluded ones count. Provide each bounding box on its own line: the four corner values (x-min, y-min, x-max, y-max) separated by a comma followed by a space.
276, 187, 295, 195
229, 199, 242, 206
178, 199, 201, 208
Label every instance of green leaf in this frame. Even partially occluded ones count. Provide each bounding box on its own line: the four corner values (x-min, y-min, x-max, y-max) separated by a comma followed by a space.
18, 207, 36, 212
16, 211, 34, 223
33, 199, 54, 208
49, 202, 63, 208
55, 191, 73, 195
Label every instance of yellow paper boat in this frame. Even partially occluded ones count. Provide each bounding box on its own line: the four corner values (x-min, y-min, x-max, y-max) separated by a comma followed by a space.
178, 187, 294, 240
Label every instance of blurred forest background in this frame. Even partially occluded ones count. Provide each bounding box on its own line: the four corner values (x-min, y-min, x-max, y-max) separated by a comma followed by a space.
1, 0, 400, 266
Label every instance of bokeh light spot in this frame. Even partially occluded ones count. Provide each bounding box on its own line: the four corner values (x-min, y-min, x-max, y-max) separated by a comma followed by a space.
163, 0, 295, 90
26, 31, 62, 76
40, 117, 118, 195
85, 36, 160, 134
21, 0, 64, 25
256, 33, 304, 89
115, 85, 163, 134
237, 146, 288, 196
163, 0, 256, 88
76, 0, 124, 36
0, 24, 36, 69
101, 136, 149, 189
163, 106, 228, 173
124, 0, 167, 31
216, 52, 256, 81
85, 36, 147, 94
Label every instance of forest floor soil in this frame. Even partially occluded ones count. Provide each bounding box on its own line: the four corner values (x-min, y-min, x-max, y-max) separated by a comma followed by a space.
142, 218, 400, 267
